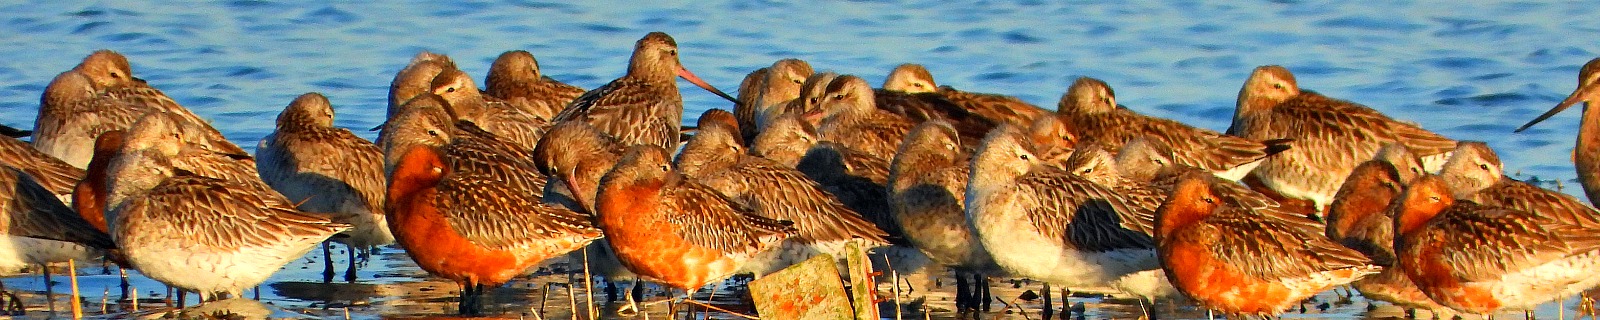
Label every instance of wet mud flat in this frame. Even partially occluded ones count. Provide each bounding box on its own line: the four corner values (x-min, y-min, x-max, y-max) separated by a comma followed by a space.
1, 245, 1594, 319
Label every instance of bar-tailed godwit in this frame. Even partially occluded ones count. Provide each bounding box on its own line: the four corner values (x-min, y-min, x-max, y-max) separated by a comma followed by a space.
1058, 77, 1290, 181
384, 93, 601, 314
1231, 65, 1455, 212
1156, 174, 1379, 317
1394, 175, 1600, 315
550, 32, 737, 150
102, 113, 349, 302
1513, 57, 1600, 208
594, 145, 796, 308
256, 93, 393, 282
484, 50, 587, 121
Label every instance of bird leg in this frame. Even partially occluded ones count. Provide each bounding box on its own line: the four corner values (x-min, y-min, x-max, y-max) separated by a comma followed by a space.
955, 271, 971, 312
345, 244, 359, 282
321, 242, 335, 283
1041, 282, 1053, 320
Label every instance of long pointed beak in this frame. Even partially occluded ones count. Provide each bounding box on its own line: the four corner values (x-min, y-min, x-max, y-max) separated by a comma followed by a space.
678, 66, 740, 106
562, 176, 594, 214
1516, 82, 1599, 133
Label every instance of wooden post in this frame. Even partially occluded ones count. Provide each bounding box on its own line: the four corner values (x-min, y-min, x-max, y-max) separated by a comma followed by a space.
844, 243, 879, 320
69, 259, 82, 319
749, 254, 851, 319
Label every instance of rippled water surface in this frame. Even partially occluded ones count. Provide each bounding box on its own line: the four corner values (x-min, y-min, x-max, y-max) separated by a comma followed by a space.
3, 0, 1600, 319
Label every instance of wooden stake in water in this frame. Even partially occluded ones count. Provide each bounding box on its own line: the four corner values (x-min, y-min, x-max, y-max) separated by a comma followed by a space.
69, 259, 82, 320
130, 286, 137, 311
583, 249, 596, 320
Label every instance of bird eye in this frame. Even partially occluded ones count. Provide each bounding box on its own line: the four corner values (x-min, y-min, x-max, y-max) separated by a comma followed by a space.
659, 165, 670, 172
426, 129, 440, 137
792, 79, 803, 85
1202, 197, 1214, 204
1080, 168, 1093, 175
1272, 83, 1285, 90
832, 94, 844, 100
913, 83, 924, 88
445, 87, 456, 93
809, 97, 819, 104
1019, 154, 1030, 161
110, 72, 122, 79
668, 50, 678, 56
1478, 164, 1490, 171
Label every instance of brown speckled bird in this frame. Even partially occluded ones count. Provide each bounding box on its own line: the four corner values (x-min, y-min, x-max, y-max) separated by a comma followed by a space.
431, 67, 547, 150
595, 145, 796, 302
883, 63, 1049, 127
256, 92, 393, 282
484, 50, 587, 121
384, 92, 598, 315
1058, 77, 1289, 181
677, 119, 888, 274
33, 50, 242, 169
1393, 175, 1600, 316
1229, 65, 1455, 211
737, 59, 814, 143
1436, 141, 1600, 228
386, 51, 457, 119
1156, 174, 1378, 317
551, 32, 738, 150
103, 112, 349, 302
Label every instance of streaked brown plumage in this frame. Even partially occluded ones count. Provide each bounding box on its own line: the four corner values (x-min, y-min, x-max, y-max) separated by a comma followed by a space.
734, 67, 768, 122
1393, 175, 1600, 315
1324, 144, 1422, 265
676, 122, 888, 273
34, 50, 243, 169
551, 32, 737, 150
1062, 142, 1169, 214
753, 103, 904, 246
967, 124, 1160, 289
0, 136, 84, 202
889, 120, 996, 272
882, 63, 1047, 127
387, 51, 457, 118
761, 72, 838, 133
739, 59, 814, 143
384, 90, 598, 314
432, 68, 547, 150
382, 93, 546, 197
105, 112, 349, 301
595, 145, 796, 294
1156, 174, 1379, 316
0, 166, 115, 249
680, 122, 888, 241
1436, 141, 1600, 228
1230, 65, 1455, 211
533, 121, 628, 214
882, 63, 937, 94
1058, 77, 1287, 181
750, 113, 820, 167
256, 93, 394, 280
811, 75, 917, 157
484, 50, 587, 121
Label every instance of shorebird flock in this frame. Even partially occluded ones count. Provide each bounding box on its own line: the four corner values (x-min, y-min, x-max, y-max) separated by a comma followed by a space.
3, 30, 1600, 319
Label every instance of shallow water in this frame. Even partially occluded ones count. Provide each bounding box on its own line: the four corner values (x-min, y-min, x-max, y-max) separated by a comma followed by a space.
2, 0, 1600, 319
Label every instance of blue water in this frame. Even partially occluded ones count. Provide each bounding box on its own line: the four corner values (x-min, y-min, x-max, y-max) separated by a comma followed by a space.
2, 0, 1599, 318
